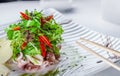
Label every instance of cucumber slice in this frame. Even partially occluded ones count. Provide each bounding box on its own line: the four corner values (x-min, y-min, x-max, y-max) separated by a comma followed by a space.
0, 64, 10, 76
0, 39, 13, 64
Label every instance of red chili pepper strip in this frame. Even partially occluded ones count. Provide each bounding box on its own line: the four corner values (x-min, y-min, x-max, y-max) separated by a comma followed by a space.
39, 35, 52, 48
13, 26, 20, 31
40, 17, 46, 26
40, 15, 53, 26
46, 15, 53, 21
20, 41, 27, 50
20, 12, 30, 20
39, 37, 46, 58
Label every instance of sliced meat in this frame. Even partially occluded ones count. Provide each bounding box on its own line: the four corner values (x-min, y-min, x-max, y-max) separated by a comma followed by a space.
57, 44, 61, 49
23, 62, 40, 73
46, 52, 59, 65
55, 54, 60, 60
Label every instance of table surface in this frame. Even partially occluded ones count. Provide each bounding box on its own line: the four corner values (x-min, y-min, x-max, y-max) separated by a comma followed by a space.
0, 0, 120, 76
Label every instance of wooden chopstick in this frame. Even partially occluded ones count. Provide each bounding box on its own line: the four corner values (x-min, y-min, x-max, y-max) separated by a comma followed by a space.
80, 38, 120, 57
76, 41, 120, 71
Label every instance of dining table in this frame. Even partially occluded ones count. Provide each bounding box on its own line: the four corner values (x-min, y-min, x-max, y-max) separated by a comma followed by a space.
0, 0, 120, 76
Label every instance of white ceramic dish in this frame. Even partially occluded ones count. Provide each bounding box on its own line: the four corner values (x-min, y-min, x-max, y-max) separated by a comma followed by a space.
1, 8, 120, 76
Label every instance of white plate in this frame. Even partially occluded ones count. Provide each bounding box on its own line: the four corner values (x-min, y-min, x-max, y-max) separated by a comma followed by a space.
1, 8, 120, 76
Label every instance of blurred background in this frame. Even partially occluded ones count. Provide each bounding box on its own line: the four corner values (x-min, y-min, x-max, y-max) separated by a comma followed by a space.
0, 0, 120, 76
0, 0, 38, 2
0, 0, 120, 38
0, 0, 120, 37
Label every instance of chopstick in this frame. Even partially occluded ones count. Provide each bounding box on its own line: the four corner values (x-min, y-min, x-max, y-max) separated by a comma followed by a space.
76, 38, 120, 71
80, 38, 120, 57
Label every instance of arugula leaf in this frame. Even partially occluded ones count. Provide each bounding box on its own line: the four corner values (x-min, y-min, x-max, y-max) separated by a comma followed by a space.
42, 69, 59, 76
23, 42, 41, 56
7, 30, 14, 40
20, 69, 59, 76
26, 20, 35, 27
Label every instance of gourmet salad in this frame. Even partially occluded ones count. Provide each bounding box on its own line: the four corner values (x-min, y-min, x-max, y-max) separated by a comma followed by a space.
1, 10, 64, 75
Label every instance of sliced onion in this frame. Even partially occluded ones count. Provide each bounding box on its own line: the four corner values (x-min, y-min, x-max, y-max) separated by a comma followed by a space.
16, 52, 23, 61
26, 55, 43, 66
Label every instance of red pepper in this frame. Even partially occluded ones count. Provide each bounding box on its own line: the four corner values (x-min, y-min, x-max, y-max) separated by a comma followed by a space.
40, 17, 46, 26
46, 15, 53, 21
40, 15, 53, 26
39, 38, 46, 58
39, 35, 52, 48
20, 41, 27, 50
20, 12, 30, 20
13, 26, 20, 31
